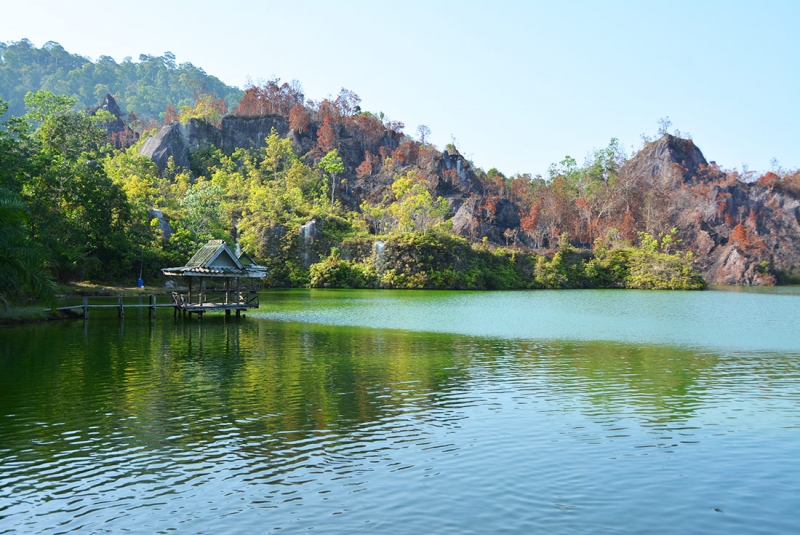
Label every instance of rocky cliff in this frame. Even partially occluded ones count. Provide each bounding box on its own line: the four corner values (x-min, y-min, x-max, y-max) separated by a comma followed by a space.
136, 111, 797, 285
621, 136, 800, 285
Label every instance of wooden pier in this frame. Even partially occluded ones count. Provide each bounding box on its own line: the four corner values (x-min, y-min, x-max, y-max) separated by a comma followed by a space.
58, 240, 267, 321
171, 289, 259, 319
56, 295, 173, 319
54, 291, 260, 320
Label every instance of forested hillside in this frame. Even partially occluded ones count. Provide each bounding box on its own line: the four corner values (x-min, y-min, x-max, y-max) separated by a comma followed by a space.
0, 40, 241, 122
1, 40, 799, 308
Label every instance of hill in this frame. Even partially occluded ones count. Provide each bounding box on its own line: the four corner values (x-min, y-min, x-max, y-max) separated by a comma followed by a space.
0, 39, 241, 122
1, 40, 798, 297
138, 89, 800, 285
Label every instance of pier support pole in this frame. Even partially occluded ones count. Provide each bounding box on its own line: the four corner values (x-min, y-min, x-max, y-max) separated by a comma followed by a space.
83, 297, 89, 319
118, 296, 124, 319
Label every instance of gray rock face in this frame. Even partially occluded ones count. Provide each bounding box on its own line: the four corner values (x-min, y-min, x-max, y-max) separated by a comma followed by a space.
622, 134, 723, 188
298, 220, 322, 269
139, 115, 290, 174
139, 123, 190, 172
495, 199, 520, 230
624, 135, 800, 285
220, 116, 288, 153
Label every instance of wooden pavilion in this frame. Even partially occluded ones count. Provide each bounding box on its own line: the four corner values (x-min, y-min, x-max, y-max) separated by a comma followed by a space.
162, 239, 266, 318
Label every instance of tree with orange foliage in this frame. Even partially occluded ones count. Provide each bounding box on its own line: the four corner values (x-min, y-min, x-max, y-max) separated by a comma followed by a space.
391, 139, 419, 166
233, 78, 304, 117
757, 171, 780, 190
356, 151, 374, 177
731, 223, 749, 246
520, 204, 541, 247
289, 104, 311, 133
164, 103, 178, 124
317, 117, 338, 152
353, 113, 385, 150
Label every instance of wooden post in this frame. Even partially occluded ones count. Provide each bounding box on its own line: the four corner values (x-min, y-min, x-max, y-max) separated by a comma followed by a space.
150, 295, 157, 318
188, 277, 193, 304
236, 309, 240, 318
200, 279, 206, 306
118, 296, 124, 319
225, 279, 230, 304
83, 297, 89, 319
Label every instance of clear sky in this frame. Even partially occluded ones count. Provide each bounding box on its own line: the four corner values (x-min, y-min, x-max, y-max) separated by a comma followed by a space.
1, 0, 797, 177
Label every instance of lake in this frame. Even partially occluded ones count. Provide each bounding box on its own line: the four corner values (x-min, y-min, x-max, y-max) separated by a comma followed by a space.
1, 288, 799, 533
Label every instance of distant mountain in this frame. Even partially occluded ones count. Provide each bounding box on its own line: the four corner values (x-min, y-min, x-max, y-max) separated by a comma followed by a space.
0, 39, 242, 121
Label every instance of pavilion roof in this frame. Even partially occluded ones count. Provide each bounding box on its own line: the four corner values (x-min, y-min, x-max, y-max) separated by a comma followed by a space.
162, 239, 266, 278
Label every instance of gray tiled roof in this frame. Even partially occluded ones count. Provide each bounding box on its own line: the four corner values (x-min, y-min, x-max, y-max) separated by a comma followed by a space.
162, 239, 266, 278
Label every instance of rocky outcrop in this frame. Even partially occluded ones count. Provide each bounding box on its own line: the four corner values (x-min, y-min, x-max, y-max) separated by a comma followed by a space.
139, 115, 289, 174
148, 208, 173, 239
89, 93, 138, 148
622, 134, 724, 188
139, 123, 191, 172
220, 115, 288, 153
623, 135, 800, 285
133, 108, 796, 285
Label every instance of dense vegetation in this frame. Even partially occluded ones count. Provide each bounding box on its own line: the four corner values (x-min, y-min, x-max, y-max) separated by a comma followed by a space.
0, 39, 241, 123
0, 87, 704, 308
4, 40, 799, 307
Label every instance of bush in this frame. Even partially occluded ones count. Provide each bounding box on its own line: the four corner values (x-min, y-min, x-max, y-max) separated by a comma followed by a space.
309, 249, 378, 288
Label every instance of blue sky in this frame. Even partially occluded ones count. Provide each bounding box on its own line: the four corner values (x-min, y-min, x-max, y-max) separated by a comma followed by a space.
1, 0, 797, 176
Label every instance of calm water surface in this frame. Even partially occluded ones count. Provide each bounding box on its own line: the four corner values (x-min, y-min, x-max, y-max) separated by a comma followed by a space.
1, 288, 799, 533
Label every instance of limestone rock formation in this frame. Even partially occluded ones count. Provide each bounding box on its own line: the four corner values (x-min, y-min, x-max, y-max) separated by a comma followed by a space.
139, 115, 289, 174
139, 123, 191, 172
622, 134, 725, 188
623, 135, 800, 285
89, 94, 138, 148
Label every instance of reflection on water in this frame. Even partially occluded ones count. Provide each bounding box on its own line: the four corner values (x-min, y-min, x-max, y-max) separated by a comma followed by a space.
1, 289, 799, 533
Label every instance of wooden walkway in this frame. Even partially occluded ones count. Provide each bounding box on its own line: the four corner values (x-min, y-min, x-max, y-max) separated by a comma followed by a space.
55, 296, 172, 319
55, 292, 259, 320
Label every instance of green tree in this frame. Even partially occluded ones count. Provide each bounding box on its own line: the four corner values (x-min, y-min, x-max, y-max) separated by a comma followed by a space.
319, 149, 344, 204
21, 90, 134, 280
0, 188, 55, 309
361, 170, 449, 234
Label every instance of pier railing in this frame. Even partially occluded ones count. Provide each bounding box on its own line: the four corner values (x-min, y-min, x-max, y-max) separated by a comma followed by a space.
171, 290, 259, 308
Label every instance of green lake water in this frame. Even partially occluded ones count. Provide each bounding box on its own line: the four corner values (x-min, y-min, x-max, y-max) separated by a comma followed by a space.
1, 288, 799, 533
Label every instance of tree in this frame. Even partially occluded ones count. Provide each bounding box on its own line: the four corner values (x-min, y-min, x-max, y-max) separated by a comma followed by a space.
178, 93, 227, 126
21, 91, 134, 280
416, 124, 431, 145
289, 104, 311, 133
317, 117, 338, 152
319, 149, 344, 204
262, 127, 296, 183
0, 190, 55, 309
361, 171, 449, 235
